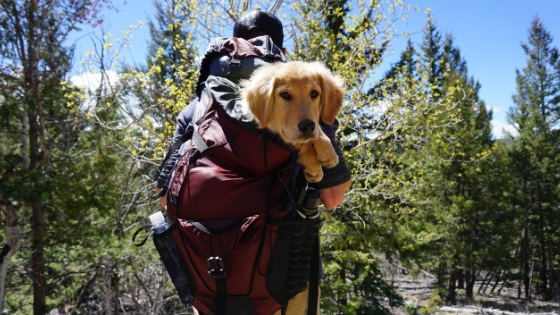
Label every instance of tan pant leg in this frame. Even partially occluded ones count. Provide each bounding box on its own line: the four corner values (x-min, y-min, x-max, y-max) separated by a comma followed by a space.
192, 286, 320, 315
272, 286, 321, 315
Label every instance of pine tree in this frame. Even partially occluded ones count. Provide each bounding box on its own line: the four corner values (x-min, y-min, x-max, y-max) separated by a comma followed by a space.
369, 39, 417, 96
420, 18, 444, 99
507, 16, 560, 300
146, 0, 196, 88
377, 20, 507, 304
0, 1, 127, 313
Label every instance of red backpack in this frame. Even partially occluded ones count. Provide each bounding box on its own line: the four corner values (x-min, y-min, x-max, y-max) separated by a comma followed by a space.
157, 36, 321, 315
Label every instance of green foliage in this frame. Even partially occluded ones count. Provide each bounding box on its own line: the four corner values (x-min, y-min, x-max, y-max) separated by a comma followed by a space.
0, 1, 150, 313
370, 17, 519, 304
506, 16, 560, 300
4, 0, 560, 314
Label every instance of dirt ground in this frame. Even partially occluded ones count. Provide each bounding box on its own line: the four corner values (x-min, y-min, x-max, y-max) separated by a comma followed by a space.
392, 278, 560, 314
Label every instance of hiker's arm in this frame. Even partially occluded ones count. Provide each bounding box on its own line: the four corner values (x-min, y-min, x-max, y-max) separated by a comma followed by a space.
173, 99, 197, 143
318, 179, 351, 210
315, 119, 352, 209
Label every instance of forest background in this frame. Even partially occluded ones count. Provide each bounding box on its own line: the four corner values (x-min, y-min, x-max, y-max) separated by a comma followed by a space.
1, 0, 560, 314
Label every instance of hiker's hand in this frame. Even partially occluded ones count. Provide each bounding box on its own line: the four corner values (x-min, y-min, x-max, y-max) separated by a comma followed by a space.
160, 196, 167, 209
156, 188, 167, 209
318, 179, 351, 210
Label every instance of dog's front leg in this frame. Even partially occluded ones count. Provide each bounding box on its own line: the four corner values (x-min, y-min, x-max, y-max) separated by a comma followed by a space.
296, 142, 324, 182
314, 131, 339, 169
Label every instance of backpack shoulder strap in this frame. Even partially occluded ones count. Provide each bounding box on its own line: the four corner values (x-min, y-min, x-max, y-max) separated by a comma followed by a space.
152, 122, 194, 189
195, 35, 285, 97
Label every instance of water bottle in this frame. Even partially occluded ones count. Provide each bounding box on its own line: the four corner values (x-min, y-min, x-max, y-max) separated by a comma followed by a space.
150, 212, 168, 233
150, 211, 194, 306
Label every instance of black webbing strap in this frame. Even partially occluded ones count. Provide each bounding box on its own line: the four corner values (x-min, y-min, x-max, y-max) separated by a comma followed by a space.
208, 257, 227, 315
214, 277, 227, 315
153, 123, 194, 183
307, 237, 320, 315
281, 303, 288, 315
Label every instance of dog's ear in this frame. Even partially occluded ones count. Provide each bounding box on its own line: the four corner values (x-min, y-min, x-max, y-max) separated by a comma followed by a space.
241, 71, 275, 128
315, 63, 345, 125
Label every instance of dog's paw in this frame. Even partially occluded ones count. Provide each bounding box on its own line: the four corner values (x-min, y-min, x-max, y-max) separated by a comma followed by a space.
316, 144, 339, 169
304, 165, 324, 183
314, 133, 339, 169
318, 152, 339, 169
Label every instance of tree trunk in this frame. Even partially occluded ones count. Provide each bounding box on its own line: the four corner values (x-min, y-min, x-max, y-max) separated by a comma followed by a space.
535, 183, 549, 299
518, 179, 530, 300
489, 270, 502, 295
25, 2, 48, 312
339, 267, 347, 307
478, 271, 492, 295
465, 269, 475, 299
111, 262, 119, 314
27, 67, 48, 315
538, 241, 548, 298
437, 262, 447, 300
31, 201, 46, 315
447, 267, 458, 304
458, 268, 464, 290
545, 213, 557, 300
0, 200, 21, 313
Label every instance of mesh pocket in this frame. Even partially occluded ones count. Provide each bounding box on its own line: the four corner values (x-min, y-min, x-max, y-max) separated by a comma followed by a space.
153, 221, 196, 306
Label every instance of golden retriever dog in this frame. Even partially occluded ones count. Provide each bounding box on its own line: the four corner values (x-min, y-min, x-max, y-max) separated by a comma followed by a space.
240, 61, 345, 182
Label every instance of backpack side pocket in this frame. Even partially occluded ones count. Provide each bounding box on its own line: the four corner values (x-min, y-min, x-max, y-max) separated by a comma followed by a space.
153, 221, 196, 306
266, 218, 321, 305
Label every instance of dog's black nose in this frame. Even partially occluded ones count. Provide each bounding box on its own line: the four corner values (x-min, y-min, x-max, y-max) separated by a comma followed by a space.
298, 119, 316, 136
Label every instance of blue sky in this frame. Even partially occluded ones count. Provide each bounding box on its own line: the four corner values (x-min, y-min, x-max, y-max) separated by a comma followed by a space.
396, 0, 560, 138
70, 0, 560, 139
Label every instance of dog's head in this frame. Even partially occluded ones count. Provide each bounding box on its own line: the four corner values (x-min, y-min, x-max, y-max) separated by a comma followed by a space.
240, 61, 345, 144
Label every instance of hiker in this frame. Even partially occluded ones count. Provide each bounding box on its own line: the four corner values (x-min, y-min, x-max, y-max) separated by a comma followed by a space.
166, 10, 351, 211
155, 10, 351, 315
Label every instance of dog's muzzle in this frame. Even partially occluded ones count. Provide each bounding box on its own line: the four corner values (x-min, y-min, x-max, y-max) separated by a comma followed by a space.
298, 119, 316, 138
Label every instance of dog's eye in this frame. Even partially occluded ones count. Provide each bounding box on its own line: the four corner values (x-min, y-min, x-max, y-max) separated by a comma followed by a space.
280, 91, 292, 100
310, 90, 319, 99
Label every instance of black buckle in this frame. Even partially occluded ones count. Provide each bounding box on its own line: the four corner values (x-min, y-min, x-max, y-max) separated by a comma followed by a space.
207, 257, 226, 278
227, 58, 241, 78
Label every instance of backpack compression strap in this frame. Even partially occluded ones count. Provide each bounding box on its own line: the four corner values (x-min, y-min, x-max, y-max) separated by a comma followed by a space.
307, 238, 320, 315
208, 257, 227, 315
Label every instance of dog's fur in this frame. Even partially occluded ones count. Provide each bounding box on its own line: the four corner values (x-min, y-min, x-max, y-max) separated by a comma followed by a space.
240, 61, 345, 182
